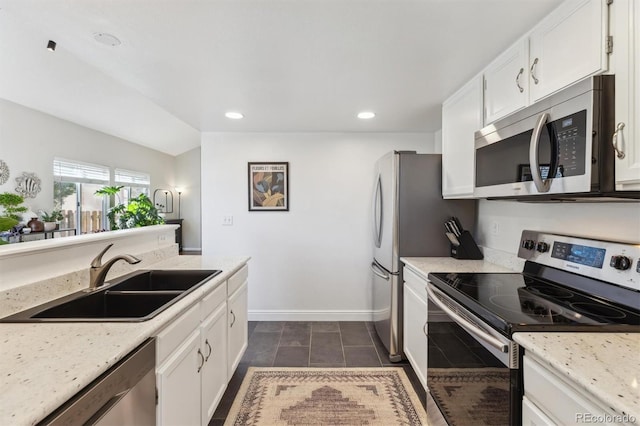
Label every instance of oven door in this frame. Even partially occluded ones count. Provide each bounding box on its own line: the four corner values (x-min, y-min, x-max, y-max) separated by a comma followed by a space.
426, 282, 522, 426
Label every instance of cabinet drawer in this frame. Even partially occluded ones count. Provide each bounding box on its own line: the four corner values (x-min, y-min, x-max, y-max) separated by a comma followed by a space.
228, 265, 248, 296
403, 267, 428, 304
156, 303, 200, 365
523, 355, 608, 425
201, 282, 226, 321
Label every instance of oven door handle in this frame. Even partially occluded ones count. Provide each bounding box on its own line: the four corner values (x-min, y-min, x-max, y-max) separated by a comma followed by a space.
426, 282, 509, 353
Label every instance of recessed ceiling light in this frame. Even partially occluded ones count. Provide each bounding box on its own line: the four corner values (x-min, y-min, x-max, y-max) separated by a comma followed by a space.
94, 33, 121, 47
225, 112, 244, 119
46, 40, 56, 52
357, 111, 376, 119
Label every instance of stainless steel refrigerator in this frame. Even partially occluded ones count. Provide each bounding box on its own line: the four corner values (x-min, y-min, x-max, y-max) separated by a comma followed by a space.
371, 151, 476, 362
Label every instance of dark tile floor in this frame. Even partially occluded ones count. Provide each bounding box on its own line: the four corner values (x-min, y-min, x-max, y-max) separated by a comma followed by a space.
209, 321, 426, 425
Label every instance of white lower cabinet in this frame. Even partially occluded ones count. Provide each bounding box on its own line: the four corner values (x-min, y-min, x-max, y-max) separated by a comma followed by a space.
522, 354, 624, 426
157, 329, 202, 426
402, 267, 428, 391
155, 264, 249, 426
200, 303, 228, 425
227, 265, 248, 378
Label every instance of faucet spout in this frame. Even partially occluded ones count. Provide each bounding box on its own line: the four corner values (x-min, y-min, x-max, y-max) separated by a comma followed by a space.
89, 243, 141, 290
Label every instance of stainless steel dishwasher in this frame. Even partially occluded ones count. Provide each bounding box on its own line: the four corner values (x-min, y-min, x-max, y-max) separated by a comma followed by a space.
40, 338, 156, 425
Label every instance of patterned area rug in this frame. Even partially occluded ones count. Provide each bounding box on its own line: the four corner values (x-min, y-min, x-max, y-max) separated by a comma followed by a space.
224, 367, 427, 425
428, 368, 510, 426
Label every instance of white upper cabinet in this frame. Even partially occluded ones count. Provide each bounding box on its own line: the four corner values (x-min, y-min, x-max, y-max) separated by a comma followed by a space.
442, 75, 483, 198
613, 0, 640, 189
529, 0, 608, 102
484, 39, 529, 124
482, 0, 610, 127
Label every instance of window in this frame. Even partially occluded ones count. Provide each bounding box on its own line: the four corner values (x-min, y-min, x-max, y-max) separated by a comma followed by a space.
114, 168, 151, 205
52, 160, 153, 233
53, 158, 110, 234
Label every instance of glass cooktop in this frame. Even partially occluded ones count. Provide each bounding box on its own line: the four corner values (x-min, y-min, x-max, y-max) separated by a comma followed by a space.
427, 271, 640, 337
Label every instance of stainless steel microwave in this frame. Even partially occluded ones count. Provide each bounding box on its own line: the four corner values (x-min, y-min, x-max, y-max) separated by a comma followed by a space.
474, 75, 639, 201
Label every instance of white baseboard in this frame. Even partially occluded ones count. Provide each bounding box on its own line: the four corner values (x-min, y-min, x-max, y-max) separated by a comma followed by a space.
248, 310, 373, 322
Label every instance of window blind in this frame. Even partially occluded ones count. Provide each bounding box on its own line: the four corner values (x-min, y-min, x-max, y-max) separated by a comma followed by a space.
53, 158, 110, 184
115, 168, 150, 186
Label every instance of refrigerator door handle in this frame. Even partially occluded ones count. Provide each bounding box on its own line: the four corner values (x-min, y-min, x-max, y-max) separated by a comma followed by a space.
372, 173, 383, 248
371, 261, 390, 281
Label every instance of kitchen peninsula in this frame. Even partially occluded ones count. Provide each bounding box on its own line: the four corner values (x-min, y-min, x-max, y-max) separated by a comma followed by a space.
0, 225, 249, 425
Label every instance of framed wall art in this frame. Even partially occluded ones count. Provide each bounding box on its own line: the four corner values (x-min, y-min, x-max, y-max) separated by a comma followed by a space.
248, 162, 289, 211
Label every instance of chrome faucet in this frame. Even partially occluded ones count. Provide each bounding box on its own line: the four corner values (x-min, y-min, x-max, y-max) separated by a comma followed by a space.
89, 243, 141, 290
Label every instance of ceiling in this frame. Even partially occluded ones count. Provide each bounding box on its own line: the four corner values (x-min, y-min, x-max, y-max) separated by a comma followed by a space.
0, 0, 563, 156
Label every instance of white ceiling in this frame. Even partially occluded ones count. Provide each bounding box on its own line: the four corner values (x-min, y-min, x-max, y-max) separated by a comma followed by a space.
0, 0, 563, 156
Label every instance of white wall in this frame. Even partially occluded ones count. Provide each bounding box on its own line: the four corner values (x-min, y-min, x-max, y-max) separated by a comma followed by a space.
201, 132, 435, 320
175, 147, 202, 250
0, 99, 177, 217
477, 200, 640, 254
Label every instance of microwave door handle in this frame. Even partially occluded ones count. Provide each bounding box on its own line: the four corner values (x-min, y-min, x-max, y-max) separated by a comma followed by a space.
426, 282, 509, 353
529, 112, 553, 193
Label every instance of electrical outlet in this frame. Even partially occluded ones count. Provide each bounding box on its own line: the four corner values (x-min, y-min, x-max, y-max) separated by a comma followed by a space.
158, 234, 167, 243
490, 221, 500, 236
222, 215, 233, 226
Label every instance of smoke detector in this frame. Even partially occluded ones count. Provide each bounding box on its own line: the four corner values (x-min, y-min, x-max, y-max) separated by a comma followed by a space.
93, 32, 121, 47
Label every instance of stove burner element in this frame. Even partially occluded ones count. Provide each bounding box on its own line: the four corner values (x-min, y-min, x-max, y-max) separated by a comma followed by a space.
570, 302, 627, 319
489, 295, 562, 319
526, 285, 573, 299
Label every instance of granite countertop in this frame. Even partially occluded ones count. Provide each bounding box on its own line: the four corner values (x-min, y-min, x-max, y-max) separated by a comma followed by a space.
401, 256, 515, 279
514, 333, 640, 423
0, 255, 249, 426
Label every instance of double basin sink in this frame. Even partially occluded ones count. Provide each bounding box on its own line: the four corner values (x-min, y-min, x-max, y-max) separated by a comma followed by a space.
1, 269, 221, 322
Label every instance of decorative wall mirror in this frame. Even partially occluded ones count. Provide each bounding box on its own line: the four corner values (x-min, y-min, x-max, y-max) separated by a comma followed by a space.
152, 189, 174, 213
15, 172, 41, 199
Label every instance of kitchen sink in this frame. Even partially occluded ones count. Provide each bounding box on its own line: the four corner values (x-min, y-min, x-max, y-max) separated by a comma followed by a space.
108, 269, 220, 292
0, 269, 222, 322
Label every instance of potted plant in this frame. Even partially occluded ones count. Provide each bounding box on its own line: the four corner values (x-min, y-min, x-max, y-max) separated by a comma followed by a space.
0, 192, 28, 221
95, 187, 164, 230
40, 210, 64, 231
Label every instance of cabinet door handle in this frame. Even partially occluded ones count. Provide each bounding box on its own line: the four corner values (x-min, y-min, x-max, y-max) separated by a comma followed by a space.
230, 310, 236, 327
515, 67, 524, 93
423, 320, 428, 337
197, 349, 205, 373
205, 339, 212, 362
612, 122, 626, 159
530, 58, 539, 85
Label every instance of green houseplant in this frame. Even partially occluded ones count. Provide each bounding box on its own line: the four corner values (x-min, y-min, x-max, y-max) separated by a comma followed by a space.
96, 187, 164, 230
0, 192, 28, 221
40, 210, 64, 223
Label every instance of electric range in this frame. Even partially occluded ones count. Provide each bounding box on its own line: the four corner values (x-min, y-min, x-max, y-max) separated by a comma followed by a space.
424, 230, 640, 426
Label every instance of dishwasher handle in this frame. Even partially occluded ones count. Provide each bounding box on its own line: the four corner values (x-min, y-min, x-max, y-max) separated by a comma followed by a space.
426, 283, 508, 353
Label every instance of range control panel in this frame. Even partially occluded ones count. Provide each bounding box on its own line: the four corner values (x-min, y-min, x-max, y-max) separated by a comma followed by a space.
518, 230, 640, 291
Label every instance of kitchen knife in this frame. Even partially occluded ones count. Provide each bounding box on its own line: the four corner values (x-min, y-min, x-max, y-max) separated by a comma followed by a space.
444, 222, 454, 235
445, 232, 460, 246
448, 219, 461, 237
452, 217, 464, 234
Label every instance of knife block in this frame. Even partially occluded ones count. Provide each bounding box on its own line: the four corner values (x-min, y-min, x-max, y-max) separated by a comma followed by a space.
450, 231, 484, 260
